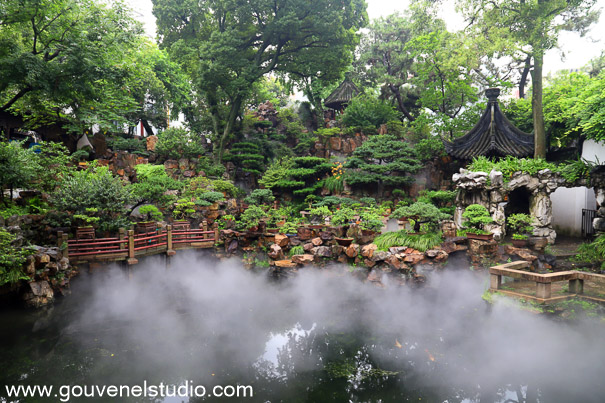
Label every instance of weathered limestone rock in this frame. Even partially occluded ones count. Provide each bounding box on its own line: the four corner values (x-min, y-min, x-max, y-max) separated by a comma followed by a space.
274, 234, 290, 248
346, 244, 360, 258
388, 246, 408, 254
146, 135, 158, 151
468, 239, 498, 256
361, 244, 377, 258
297, 227, 314, 241
530, 193, 552, 227
404, 254, 424, 265
314, 246, 332, 257
35, 253, 50, 264
385, 254, 404, 269
329, 137, 342, 151
24, 256, 35, 275
275, 260, 297, 268
331, 245, 345, 256
311, 237, 323, 246
371, 250, 390, 262
489, 170, 504, 187
367, 269, 382, 283
268, 244, 284, 260
364, 258, 376, 268
319, 231, 334, 241
303, 242, 314, 252
425, 249, 440, 258
23, 281, 54, 308
292, 254, 314, 265
164, 160, 178, 170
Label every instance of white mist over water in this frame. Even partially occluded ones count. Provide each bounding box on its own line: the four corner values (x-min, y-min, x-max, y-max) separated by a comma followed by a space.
4, 250, 605, 402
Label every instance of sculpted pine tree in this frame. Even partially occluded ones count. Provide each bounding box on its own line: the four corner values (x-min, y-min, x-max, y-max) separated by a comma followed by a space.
344, 135, 422, 190
152, 0, 367, 162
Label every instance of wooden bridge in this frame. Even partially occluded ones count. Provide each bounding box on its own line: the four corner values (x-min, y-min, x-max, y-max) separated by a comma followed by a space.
489, 261, 605, 304
58, 222, 218, 265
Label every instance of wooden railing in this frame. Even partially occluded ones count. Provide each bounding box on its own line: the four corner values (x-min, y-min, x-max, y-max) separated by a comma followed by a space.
61, 222, 219, 265
489, 261, 605, 303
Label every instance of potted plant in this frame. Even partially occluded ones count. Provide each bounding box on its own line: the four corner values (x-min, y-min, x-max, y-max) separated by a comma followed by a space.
359, 209, 384, 235
73, 207, 100, 239
218, 214, 236, 230
335, 237, 354, 247
462, 204, 493, 240
279, 221, 300, 237
391, 202, 450, 233
238, 205, 267, 232
172, 198, 195, 226
331, 206, 356, 228
507, 213, 533, 247
308, 206, 332, 227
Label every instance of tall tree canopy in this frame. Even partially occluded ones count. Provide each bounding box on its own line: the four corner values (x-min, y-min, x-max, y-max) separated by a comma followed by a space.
0, 0, 187, 136
152, 0, 368, 162
355, 7, 483, 138
456, 0, 600, 158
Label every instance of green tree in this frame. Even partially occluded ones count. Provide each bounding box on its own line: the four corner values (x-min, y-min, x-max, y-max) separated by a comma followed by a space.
344, 135, 422, 190
0, 228, 32, 286
406, 29, 480, 139
126, 41, 192, 136
0, 141, 39, 203
52, 166, 133, 232
354, 13, 431, 121
0, 0, 146, 134
152, 0, 367, 163
457, 0, 600, 158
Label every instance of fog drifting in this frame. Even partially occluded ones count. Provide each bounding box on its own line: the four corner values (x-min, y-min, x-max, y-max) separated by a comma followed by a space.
42, 252, 605, 402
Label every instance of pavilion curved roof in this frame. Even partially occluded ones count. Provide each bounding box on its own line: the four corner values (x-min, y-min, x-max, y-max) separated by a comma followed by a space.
444, 88, 534, 159
324, 76, 360, 110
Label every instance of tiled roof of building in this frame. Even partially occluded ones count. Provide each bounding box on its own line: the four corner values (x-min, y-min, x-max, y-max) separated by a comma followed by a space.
324, 76, 360, 110
444, 88, 534, 159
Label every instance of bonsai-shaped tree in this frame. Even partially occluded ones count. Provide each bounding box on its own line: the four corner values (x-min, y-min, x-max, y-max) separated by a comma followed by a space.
244, 189, 275, 207
194, 191, 225, 207
308, 206, 332, 224
345, 135, 422, 191
507, 213, 533, 240
391, 202, 450, 232
238, 205, 267, 230
331, 206, 356, 227
139, 205, 163, 222
173, 199, 195, 221
359, 208, 384, 232
462, 204, 493, 235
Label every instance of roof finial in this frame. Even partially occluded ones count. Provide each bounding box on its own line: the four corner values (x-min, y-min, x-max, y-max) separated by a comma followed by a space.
485, 88, 500, 103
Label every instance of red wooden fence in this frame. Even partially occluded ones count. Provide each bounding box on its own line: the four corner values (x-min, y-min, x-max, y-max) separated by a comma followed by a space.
61, 222, 219, 265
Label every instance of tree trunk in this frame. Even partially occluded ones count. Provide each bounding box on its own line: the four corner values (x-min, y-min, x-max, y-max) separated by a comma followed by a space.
531, 51, 546, 159
216, 96, 243, 164
141, 119, 154, 137
519, 55, 531, 99
389, 84, 415, 122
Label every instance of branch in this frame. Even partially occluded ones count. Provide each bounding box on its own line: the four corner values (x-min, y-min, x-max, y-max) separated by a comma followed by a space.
0, 86, 33, 112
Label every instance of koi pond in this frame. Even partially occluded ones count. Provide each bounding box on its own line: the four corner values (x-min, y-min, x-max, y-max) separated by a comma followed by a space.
1, 252, 605, 402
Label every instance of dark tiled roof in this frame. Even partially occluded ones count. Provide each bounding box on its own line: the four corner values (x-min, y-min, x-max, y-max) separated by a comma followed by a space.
444, 88, 534, 159
324, 77, 360, 110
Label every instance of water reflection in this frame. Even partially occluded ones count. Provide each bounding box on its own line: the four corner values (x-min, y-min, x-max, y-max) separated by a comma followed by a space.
1, 251, 605, 402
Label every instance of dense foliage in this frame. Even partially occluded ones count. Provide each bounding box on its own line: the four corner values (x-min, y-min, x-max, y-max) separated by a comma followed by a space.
468, 156, 593, 183
345, 135, 422, 188
52, 166, 133, 232
341, 96, 399, 129
0, 228, 33, 286
153, 0, 368, 161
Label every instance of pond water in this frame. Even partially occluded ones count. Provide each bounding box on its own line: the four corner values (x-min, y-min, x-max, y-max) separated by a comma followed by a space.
2, 251, 605, 402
